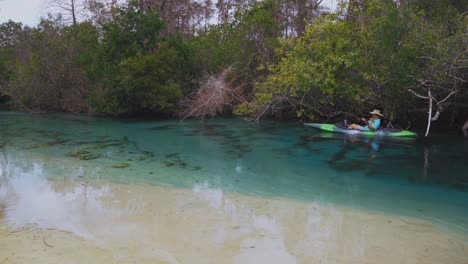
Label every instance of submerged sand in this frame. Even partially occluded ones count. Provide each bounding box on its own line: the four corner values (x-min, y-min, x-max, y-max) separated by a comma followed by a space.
0, 176, 467, 264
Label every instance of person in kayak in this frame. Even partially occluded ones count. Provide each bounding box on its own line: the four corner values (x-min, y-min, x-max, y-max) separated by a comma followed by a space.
348, 110, 383, 131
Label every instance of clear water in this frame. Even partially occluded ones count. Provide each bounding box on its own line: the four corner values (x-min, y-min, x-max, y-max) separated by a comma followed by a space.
1, 111, 468, 234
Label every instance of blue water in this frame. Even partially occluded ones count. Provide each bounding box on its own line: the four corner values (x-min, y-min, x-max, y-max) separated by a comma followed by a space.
1, 111, 468, 234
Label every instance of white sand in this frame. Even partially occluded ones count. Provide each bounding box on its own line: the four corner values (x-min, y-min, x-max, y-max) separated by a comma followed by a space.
1, 177, 467, 264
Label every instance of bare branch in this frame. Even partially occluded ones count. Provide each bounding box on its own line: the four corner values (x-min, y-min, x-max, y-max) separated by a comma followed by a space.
438, 90, 457, 105
179, 67, 248, 119
47, 0, 86, 25
408, 89, 429, 99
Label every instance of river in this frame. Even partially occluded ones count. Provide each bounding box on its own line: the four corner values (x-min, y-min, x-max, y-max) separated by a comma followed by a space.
0, 111, 467, 263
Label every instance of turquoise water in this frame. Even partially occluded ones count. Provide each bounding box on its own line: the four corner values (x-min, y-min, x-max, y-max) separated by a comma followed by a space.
1, 111, 468, 234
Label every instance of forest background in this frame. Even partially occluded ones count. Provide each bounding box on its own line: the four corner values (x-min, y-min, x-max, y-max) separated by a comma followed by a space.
0, 0, 466, 135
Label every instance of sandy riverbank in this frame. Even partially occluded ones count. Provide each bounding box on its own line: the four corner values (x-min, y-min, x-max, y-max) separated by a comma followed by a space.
1, 177, 467, 264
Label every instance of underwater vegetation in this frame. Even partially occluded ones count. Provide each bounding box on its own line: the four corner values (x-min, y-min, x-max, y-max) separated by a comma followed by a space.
79, 154, 101, 160
67, 149, 90, 157
165, 153, 179, 158
148, 125, 178, 131
162, 161, 176, 167
87, 143, 124, 150
24, 139, 71, 149
112, 163, 130, 168
64, 137, 134, 162
188, 124, 257, 159
160, 152, 201, 170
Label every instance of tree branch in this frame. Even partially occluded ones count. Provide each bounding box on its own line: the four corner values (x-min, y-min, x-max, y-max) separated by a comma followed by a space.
408, 89, 428, 99
438, 90, 457, 105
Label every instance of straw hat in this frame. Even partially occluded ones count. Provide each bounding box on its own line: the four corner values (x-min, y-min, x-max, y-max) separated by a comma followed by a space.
369, 109, 384, 117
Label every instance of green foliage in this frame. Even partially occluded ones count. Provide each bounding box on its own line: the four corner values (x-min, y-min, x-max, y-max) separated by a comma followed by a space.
0, 21, 25, 84
254, 17, 367, 118
251, 0, 468, 124
233, 102, 255, 117
100, 1, 164, 61
358, 1, 418, 120
192, 0, 281, 79
5, 18, 99, 112
88, 1, 194, 115
115, 51, 184, 113
66, 22, 100, 71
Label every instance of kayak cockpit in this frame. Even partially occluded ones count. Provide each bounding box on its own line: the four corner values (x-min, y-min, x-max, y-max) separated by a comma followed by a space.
334, 122, 402, 133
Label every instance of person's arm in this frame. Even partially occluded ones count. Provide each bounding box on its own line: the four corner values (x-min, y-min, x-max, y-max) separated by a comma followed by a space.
361, 118, 376, 131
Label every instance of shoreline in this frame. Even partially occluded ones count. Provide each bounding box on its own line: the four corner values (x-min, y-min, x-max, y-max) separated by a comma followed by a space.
1, 178, 467, 264
2, 109, 467, 134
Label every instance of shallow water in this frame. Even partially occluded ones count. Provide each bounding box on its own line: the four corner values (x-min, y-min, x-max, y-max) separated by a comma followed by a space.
1, 111, 467, 263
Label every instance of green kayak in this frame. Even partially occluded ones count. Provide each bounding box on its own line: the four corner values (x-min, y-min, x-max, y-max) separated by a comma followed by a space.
304, 123, 417, 137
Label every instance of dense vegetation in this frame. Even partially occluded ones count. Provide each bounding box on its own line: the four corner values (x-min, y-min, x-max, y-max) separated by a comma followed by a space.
0, 0, 466, 134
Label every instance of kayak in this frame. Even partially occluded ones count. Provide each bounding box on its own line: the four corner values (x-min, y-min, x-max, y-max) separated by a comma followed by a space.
305, 123, 417, 137
304, 123, 417, 137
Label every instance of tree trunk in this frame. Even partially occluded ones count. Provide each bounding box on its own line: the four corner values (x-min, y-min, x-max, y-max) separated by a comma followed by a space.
71, 0, 77, 26
424, 89, 432, 137
296, 0, 307, 36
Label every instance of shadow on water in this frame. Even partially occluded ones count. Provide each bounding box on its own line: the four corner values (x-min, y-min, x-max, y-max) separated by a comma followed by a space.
297, 131, 468, 192
170, 120, 468, 194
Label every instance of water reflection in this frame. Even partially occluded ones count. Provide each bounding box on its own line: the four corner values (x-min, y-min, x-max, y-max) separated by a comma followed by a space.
0, 161, 113, 240
1, 155, 468, 263
463, 121, 468, 136
299, 132, 411, 175
0, 158, 302, 262
329, 135, 380, 168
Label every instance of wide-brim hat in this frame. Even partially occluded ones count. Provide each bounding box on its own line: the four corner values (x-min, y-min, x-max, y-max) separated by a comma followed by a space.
369, 109, 384, 117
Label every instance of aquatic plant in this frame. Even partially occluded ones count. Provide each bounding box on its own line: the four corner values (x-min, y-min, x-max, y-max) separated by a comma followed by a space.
165, 153, 180, 158
41, 139, 70, 147
79, 154, 101, 160
23, 139, 71, 149
66, 149, 90, 157
86, 143, 115, 150
141, 151, 155, 157
148, 125, 174, 131
136, 150, 155, 161
112, 163, 130, 168
162, 161, 176, 167
23, 144, 41, 149
73, 139, 123, 145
